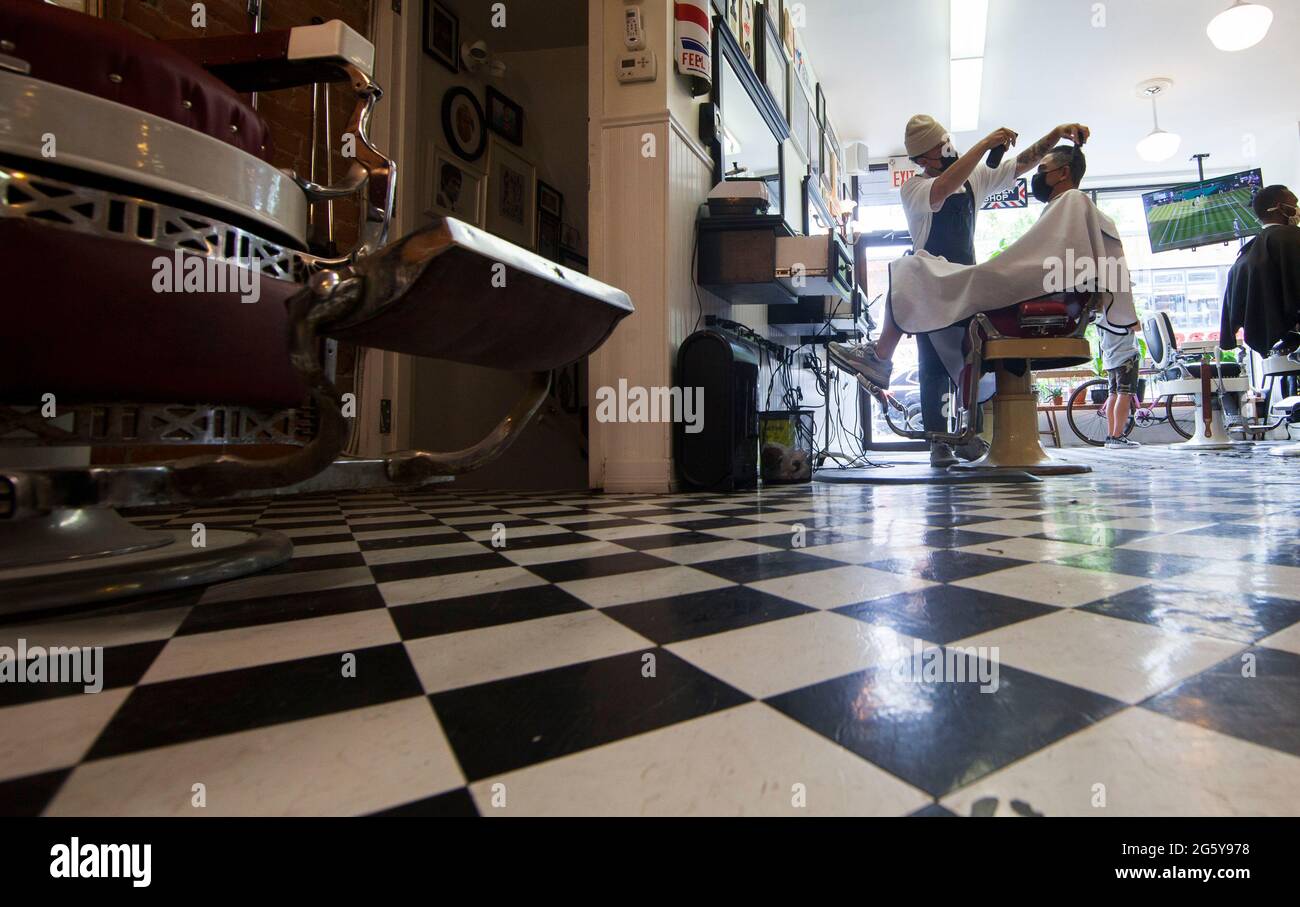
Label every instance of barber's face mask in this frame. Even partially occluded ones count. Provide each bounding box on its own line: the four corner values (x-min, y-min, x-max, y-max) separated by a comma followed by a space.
915, 140, 959, 174
1031, 164, 1067, 204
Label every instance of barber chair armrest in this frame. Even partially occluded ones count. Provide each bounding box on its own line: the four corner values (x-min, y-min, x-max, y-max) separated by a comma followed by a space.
170, 20, 392, 261
166, 20, 374, 93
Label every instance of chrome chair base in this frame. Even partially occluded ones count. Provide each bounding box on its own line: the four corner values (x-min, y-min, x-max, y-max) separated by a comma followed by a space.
951, 459, 1091, 477
0, 508, 291, 616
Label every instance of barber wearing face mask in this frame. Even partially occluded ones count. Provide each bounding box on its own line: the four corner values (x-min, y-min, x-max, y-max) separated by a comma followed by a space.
1221, 184, 1300, 358
832, 116, 1089, 467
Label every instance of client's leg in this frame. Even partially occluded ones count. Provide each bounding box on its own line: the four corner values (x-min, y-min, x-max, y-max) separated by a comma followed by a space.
828, 301, 902, 389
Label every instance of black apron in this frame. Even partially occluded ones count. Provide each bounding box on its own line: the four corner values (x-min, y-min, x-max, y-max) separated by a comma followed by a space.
915, 182, 978, 432
922, 180, 977, 264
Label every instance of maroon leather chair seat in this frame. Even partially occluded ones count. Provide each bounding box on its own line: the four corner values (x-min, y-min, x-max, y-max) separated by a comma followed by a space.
0, 220, 307, 409
1, 0, 272, 160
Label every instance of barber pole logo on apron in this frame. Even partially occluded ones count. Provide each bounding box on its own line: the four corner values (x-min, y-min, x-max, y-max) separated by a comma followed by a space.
675, 1, 711, 82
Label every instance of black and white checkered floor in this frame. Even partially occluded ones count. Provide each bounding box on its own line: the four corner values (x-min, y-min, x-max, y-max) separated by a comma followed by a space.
3, 446, 1299, 816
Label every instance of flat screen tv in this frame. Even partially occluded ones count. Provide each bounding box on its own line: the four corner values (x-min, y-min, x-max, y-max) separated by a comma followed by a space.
1142, 168, 1264, 254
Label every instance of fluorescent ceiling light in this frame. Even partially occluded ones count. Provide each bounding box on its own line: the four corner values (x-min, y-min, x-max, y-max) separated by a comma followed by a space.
1207, 2, 1273, 52
950, 0, 989, 59
950, 58, 984, 133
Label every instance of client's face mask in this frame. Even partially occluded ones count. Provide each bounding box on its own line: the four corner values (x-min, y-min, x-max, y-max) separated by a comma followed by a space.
1031, 164, 1067, 204
1269, 201, 1300, 226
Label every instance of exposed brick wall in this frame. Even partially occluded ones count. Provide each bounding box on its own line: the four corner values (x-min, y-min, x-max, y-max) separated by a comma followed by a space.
105, 0, 373, 253
93, 1, 374, 465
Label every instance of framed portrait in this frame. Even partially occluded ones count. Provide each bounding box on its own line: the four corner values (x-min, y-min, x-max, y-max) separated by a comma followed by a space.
536, 180, 563, 220
425, 145, 484, 226
738, 0, 755, 69
485, 138, 536, 249
485, 86, 524, 146
537, 210, 562, 262
423, 1, 458, 74
441, 87, 486, 162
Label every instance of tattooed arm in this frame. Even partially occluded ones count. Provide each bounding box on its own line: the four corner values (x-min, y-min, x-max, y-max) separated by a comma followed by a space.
1015, 124, 1090, 176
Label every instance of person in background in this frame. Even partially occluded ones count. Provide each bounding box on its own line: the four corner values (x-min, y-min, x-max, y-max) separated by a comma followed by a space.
1098, 318, 1142, 450
1220, 184, 1300, 354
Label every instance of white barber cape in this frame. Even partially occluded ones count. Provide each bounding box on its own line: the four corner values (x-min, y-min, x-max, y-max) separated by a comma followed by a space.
888, 189, 1139, 335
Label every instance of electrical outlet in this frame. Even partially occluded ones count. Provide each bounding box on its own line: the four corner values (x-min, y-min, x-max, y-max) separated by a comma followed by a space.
379, 399, 392, 435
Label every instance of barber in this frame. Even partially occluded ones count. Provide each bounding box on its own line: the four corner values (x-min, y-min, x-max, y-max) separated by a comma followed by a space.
832, 116, 1089, 467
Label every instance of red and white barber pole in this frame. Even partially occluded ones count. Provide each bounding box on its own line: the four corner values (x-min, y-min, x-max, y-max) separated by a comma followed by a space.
675, 0, 711, 92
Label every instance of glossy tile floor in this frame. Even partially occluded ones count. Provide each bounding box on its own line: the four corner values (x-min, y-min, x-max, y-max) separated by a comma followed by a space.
2, 445, 1299, 816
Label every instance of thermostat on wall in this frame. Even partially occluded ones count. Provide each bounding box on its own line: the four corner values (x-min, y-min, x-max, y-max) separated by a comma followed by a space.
617, 50, 657, 83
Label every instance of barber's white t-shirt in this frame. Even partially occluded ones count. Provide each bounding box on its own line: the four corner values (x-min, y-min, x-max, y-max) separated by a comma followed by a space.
899, 157, 1019, 252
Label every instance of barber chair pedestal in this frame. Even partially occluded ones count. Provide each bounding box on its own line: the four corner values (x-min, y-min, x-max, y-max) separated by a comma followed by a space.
1262, 348, 1300, 457
952, 338, 1091, 476
1180, 395, 1243, 451
1176, 355, 1251, 452
0, 477, 291, 615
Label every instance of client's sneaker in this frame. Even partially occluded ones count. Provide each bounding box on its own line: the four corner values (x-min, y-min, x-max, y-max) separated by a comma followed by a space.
1104, 436, 1142, 450
955, 436, 989, 462
930, 443, 959, 468
828, 341, 893, 389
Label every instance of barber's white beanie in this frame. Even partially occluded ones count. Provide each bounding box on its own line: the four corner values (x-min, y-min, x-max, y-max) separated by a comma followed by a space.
905, 114, 948, 158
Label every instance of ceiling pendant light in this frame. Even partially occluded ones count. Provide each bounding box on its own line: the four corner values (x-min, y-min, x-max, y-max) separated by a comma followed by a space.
1135, 79, 1181, 163
1206, 1, 1273, 52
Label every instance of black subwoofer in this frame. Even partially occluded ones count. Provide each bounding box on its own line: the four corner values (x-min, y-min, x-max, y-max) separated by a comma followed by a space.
675, 329, 759, 491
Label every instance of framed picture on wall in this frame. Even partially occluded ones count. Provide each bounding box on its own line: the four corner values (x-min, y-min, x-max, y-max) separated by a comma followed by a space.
756, 4, 787, 117
536, 180, 563, 220
423, 0, 458, 74
738, 0, 755, 69
537, 210, 562, 262
425, 145, 484, 225
485, 138, 536, 249
485, 86, 525, 146
789, 74, 811, 159
441, 87, 486, 161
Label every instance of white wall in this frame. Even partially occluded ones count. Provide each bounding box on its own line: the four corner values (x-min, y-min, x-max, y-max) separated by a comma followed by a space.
405, 4, 592, 489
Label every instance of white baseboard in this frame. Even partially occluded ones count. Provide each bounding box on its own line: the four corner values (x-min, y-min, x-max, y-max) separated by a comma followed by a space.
599, 458, 675, 494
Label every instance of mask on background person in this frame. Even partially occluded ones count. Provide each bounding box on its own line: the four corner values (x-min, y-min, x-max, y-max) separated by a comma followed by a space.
1269, 202, 1300, 226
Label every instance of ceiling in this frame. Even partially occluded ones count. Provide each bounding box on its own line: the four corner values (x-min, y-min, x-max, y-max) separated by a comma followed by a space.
799, 0, 1300, 185
449, 0, 586, 53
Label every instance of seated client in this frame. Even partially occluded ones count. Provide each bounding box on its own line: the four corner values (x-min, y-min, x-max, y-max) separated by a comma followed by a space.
832, 144, 1138, 390
1220, 184, 1300, 354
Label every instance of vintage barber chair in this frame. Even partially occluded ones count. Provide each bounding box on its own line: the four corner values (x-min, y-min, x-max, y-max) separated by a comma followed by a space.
0, 1, 632, 612
947, 294, 1099, 474
1259, 332, 1300, 457
1145, 313, 1249, 450
873, 294, 1099, 474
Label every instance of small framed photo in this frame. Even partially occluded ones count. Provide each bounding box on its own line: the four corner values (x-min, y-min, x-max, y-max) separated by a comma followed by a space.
425, 145, 484, 226
537, 210, 562, 262
485, 138, 536, 249
485, 86, 525, 146
536, 180, 563, 220
423, 1, 458, 74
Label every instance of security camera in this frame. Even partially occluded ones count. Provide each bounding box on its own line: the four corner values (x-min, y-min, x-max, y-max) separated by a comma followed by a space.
461, 40, 489, 71
461, 40, 505, 77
